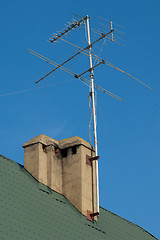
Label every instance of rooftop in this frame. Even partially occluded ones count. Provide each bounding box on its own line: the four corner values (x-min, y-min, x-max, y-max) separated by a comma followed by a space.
0, 154, 158, 240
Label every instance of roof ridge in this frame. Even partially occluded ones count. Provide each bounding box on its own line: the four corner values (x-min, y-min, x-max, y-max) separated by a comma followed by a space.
0, 154, 14, 163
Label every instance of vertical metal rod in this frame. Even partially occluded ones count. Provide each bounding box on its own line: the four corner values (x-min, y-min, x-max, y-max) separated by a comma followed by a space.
86, 15, 99, 214
110, 21, 114, 42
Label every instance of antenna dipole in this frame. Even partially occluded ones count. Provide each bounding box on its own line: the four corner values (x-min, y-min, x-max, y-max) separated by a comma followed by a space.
86, 15, 99, 214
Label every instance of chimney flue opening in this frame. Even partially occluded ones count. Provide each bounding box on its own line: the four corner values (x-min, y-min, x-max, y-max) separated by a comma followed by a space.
61, 148, 68, 158
72, 146, 77, 155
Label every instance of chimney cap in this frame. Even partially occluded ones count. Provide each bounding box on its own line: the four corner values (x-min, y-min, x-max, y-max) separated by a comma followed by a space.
22, 134, 94, 151
22, 134, 59, 148
59, 136, 94, 150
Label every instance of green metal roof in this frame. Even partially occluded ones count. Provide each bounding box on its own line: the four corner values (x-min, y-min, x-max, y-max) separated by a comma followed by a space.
0, 154, 158, 240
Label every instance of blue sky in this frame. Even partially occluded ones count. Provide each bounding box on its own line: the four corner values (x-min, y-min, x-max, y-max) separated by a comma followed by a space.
0, 0, 159, 238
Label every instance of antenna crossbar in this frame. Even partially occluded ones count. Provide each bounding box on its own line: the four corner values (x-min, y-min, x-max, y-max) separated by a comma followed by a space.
28, 49, 123, 101
74, 61, 104, 78
35, 30, 113, 84
57, 37, 152, 90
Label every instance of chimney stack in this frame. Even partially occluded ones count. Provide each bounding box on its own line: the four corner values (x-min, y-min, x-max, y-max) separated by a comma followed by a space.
23, 134, 98, 220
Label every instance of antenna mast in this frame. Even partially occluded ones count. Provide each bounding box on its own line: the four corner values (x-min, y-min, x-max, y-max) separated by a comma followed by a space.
28, 14, 152, 219
86, 15, 99, 214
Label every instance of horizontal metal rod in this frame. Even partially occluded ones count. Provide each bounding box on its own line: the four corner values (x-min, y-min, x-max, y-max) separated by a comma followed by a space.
36, 30, 113, 84
80, 77, 123, 101
28, 49, 123, 101
75, 61, 104, 78
58, 37, 152, 90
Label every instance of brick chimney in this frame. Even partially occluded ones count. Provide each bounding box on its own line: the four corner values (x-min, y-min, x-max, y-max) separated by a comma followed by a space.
23, 134, 98, 219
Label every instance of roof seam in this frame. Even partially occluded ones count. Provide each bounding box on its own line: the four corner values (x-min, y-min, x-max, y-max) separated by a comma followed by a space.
84, 223, 106, 234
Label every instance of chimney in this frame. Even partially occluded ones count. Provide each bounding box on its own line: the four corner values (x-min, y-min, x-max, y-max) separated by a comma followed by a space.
23, 134, 98, 220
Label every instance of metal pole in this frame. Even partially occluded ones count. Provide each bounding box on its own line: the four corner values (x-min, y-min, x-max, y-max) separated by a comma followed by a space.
86, 15, 99, 214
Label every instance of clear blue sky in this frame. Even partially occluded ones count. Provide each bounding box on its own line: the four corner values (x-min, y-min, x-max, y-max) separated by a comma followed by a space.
0, 0, 159, 238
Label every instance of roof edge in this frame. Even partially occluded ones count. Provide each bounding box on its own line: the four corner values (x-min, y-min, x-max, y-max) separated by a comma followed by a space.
100, 206, 159, 240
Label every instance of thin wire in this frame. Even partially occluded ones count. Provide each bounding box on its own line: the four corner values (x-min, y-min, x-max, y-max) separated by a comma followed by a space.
92, 27, 111, 34
88, 94, 93, 145
93, 37, 107, 65
0, 79, 76, 97
114, 34, 126, 42
28, 49, 77, 77
113, 38, 126, 47
98, 22, 111, 30
80, 78, 90, 88
99, 106, 137, 223
114, 28, 126, 36
90, 26, 108, 66
97, 16, 125, 29
85, 19, 94, 145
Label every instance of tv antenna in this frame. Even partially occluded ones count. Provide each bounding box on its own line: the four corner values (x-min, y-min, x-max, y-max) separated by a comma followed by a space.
28, 14, 152, 219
